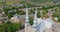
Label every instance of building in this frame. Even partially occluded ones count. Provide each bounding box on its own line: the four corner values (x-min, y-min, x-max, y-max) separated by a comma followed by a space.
11, 14, 25, 24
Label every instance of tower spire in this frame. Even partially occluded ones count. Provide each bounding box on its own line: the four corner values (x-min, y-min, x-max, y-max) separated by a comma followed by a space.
33, 8, 37, 28
25, 7, 29, 25
25, 4, 30, 32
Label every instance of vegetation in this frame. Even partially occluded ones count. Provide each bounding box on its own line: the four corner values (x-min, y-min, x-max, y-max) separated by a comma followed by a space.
37, 11, 41, 18
18, 10, 26, 15
29, 17, 34, 25
0, 21, 22, 32
3, 6, 26, 19
0, 0, 60, 3
53, 12, 60, 22
0, 0, 60, 32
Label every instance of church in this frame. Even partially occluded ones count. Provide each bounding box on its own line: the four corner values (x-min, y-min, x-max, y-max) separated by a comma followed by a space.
25, 8, 54, 32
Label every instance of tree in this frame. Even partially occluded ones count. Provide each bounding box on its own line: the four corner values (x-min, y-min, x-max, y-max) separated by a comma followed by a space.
3, 7, 10, 12
19, 10, 26, 15
37, 11, 41, 18
29, 17, 34, 25
5, 21, 22, 32
53, 12, 60, 22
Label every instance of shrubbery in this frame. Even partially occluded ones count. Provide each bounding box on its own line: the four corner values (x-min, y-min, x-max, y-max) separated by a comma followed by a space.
37, 11, 41, 18
29, 17, 34, 25
0, 21, 22, 32
53, 12, 60, 22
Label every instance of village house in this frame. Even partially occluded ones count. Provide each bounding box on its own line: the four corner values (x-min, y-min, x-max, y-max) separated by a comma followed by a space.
11, 14, 25, 24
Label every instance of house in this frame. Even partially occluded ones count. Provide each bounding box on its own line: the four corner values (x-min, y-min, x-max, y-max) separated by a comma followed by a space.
0, 15, 8, 24
11, 14, 25, 23
11, 3, 23, 7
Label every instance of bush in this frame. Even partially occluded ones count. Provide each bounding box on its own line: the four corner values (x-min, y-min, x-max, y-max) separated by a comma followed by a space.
28, 11, 33, 14
19, 11, 26, 15
58, 17, 60, 22
0, 24, 3, 32
3, 7, 10, 12
37, 11, 41, 18
12, 23, 22, 32
53, 12, 60, 22
7, 12, 16, 19
29, 17, 34, 25
11, 6, 20, 10
53, 12, 59, 17
0, 21, 22, 32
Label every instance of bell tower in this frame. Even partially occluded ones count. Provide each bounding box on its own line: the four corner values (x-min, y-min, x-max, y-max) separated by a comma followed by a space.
25, 7, 37, 32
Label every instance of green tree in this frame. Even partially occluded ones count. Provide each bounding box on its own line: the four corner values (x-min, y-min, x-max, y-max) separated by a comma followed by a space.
19, 11, 26, 15
29, 17, 33, 25
37, 11, 41, 18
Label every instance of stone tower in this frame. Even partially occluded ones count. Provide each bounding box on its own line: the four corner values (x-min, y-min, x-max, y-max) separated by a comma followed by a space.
25, 7, 31, 32
25, 8, 37, 32
31, 8, 37, 32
